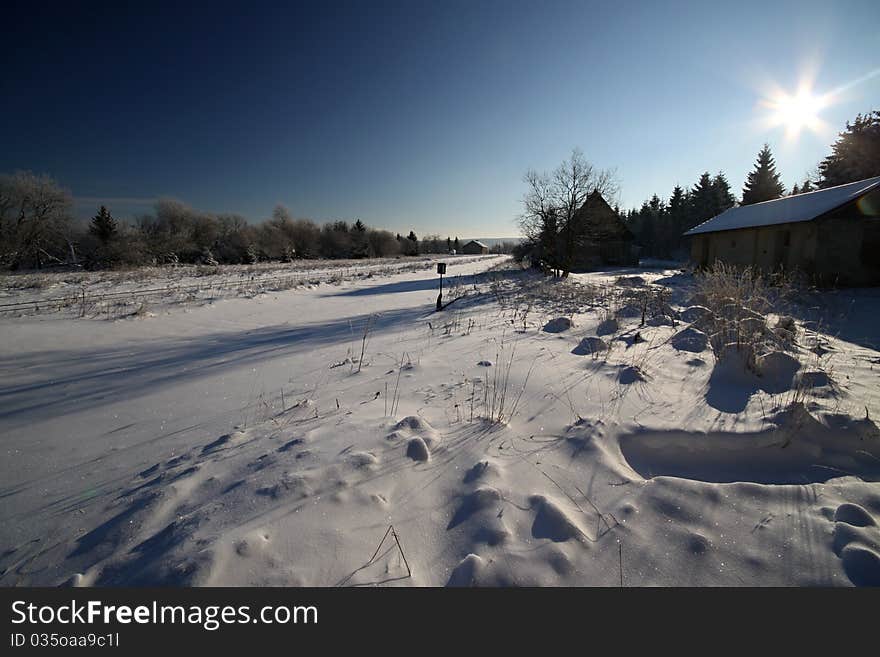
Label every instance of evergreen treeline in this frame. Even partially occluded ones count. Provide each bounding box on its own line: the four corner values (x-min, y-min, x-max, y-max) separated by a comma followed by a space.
622, 172, 736, 258
817, 110, 880, 188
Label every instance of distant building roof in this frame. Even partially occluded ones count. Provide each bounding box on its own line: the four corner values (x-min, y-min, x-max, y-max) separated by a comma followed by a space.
684, 176, 880, 236
464, 240, 488, 248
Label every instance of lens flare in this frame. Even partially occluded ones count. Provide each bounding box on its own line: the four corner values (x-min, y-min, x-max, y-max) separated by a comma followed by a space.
760, 84, 830, 139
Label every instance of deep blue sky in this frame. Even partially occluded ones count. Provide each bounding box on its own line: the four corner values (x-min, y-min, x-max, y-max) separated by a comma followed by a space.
2, 0, 878, 237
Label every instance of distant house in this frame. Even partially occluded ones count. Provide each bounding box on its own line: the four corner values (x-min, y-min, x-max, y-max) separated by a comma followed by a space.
569, 191, 639, 270
684, 176, 880, 285
462, 240, 489, 255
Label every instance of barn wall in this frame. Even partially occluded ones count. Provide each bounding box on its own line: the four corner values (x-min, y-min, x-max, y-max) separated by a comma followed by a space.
813, 214, 876, 285
704, 227, 759, 267
693, 222, 819, 274
690, 235, 708, 266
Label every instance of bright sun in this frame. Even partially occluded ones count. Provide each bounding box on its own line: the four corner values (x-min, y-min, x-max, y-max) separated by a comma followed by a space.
761, 84, 830, 138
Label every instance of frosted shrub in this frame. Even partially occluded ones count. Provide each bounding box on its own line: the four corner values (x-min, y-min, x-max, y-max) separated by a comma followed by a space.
694, 262, 793, 371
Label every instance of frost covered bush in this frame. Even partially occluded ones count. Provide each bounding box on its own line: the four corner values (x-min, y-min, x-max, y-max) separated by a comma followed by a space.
694, 262, 795, 371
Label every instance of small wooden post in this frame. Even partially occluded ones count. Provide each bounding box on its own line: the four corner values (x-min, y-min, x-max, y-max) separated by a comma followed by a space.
436, 262, 447, 311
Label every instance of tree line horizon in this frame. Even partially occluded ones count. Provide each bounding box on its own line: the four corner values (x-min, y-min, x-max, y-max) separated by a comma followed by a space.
1, 110, 876, 271
0, 187, 518, 270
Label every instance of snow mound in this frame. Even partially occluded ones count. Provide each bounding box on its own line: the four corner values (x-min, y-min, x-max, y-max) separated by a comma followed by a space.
616, 276, 647, 287
347, 451, 378, 469
447, 554, 484, 587
619, 407, 880, 484
448, 487, 503, 528
671, 326, 709, 352
393, 415, 440, 449
834, 503, 876, 527
596, 318, 618, 335
394, 416, 433, 433
615, 303, 642, 318
572, 336, 609, 356
755, 351, 800, 393
680, 305, 710, 323
463, 459, 501, 484
406, 437, 430, 462
543, 317, 573, 333
795, 370, 835, 393
529, 495, 583, 542
256, 473, 311, 500
706, 346, 802, 411
840, 545, 880, 586
618, 365, 647, 385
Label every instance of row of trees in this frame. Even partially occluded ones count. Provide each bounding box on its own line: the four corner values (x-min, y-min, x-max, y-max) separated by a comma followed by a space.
623, 172, 737, 258
0, 175, 493, 270
624, 109, 880, 258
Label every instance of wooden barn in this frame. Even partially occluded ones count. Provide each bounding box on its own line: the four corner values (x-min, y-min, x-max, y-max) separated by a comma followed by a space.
461, 240, 489, 254
684, 176, 880, 285
569, 191, 639, 270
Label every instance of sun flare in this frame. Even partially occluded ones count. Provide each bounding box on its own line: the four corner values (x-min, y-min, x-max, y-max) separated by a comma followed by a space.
760, 83, 831, 139
771, 90, 825, 130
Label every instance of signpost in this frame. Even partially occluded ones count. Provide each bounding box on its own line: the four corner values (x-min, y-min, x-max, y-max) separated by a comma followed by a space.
436, 262, 446, 311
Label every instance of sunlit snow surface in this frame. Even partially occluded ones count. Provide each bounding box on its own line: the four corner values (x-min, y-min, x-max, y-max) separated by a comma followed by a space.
1, 256, 879, 586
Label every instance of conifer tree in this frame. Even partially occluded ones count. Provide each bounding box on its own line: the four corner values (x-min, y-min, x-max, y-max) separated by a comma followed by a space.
741, 144, 786, 204
89, 205, 118, 244
667, 185, 688, 251
402, 230, 418, 256
712, 172, 736, 213
646, 194, 666, 255
689, 172, 717, 227
635, 201, 655, 254
350, 219, 369, 258
817, 111, 880, 188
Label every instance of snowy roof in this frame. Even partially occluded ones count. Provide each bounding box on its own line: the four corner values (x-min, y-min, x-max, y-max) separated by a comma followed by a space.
684, 176, 880, 236
464, 240, 488, 248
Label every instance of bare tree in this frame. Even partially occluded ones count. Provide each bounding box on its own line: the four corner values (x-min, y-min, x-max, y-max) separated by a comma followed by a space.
519, 149, 618, 277
519, 168, 560, 275
0, 171, 73, 269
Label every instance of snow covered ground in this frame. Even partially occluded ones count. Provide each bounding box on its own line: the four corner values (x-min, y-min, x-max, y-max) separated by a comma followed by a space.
1, 256, 879, 586
0, 254, 493, 319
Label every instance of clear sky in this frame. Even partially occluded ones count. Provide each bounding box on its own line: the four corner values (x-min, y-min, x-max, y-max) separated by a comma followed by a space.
2, 0, 878, 237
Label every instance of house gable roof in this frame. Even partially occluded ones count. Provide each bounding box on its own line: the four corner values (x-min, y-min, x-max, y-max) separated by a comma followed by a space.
464, 240, 488, 248
575, 190, 635, 241
683, 175, 880, 236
